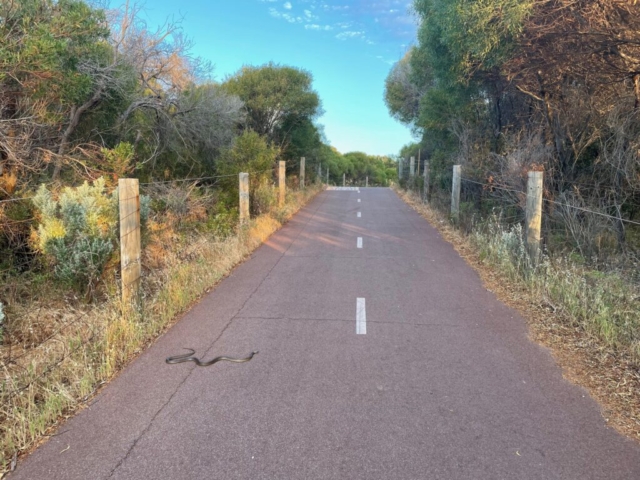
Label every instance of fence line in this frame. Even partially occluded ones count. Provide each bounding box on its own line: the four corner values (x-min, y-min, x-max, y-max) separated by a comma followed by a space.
3, 334, 97, 401
2, 311, 91, 365
456, 176, 640, 227
139, 173, 239, 186
460, 177, 525, 196
544, 198, 640, 227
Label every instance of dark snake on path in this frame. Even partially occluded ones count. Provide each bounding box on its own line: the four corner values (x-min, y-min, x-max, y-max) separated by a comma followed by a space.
166, 349, 258, 367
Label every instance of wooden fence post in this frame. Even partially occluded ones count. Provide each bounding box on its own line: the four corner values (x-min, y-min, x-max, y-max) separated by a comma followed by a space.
410, 156, 415, 177
451, 165, 461, 217
343, 173, 346, 187
366, 176, 368, 188
300, 157, 305, 189
526, 170, 544, 263
423, 160, 430, 203
279, 161, 286, 207
119, 178, 141, 306
239, 172, 249, 224
398, 158, 403, 180
326, 168, 329, 185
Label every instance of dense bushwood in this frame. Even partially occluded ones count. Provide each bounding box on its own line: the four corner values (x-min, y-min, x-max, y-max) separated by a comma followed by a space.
386, 0, 640, 253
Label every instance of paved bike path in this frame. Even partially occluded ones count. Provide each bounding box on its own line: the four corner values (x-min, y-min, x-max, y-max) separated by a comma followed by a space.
11, 188, 640, 479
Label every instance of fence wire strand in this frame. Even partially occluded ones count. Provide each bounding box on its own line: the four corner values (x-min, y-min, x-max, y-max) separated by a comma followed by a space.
458, 176, 640, 227
544, 198, 640, 227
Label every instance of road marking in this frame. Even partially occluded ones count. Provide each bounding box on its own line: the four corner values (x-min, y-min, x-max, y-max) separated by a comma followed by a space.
356, 298, 366, 335
358, 199, 361, 203
357, 212, 361, 218
357, 237, 363, 248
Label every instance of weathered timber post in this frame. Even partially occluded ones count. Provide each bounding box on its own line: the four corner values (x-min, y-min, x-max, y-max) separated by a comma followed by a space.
398, 158, 403, 180
423, 160, 430, 203
343, 173, 346, 187
326, 168, 329, 185
300, 157, 305, 189
451, 165, 461, 217
119, 178, 141, 305
526, 171, 544, 264
279, 161, 286, 207
366, 176, 368, 188
410, 156, 415, 177
239, 172, 249, 225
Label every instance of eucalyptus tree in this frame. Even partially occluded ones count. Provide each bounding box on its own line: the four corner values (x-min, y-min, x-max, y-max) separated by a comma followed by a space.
384, 49, 424, 130
387, 0, 640, 245
221, 63, 322, 158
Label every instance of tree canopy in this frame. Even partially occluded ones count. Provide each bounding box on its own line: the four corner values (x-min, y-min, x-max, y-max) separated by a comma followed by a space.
221, 63, 322, 155
385, 0, 640, 246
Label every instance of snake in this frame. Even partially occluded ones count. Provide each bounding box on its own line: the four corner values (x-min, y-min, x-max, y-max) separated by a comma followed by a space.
165, 348, 258, 367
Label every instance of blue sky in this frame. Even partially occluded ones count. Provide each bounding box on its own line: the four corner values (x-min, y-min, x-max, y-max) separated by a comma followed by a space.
132, 0, 417, 156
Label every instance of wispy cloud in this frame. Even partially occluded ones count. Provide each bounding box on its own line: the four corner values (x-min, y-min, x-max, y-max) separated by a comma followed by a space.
269, 7, 304, 23
259, 0, 416, 46
305, 24, 333, 31
335, 30, 364, 40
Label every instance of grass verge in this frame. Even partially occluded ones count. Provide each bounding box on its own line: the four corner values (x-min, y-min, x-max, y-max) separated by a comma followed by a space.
0, 184, 323, 475
395, 187, 640, 442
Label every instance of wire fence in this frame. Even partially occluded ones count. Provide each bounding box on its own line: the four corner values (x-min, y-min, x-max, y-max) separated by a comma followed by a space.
0, 159, 326, 409
400, 161, 640, 266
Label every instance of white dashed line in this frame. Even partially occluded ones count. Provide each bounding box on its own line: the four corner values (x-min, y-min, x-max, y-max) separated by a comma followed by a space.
357, 212, 361, 218
356, 298, 366, 335
357, 237, 363, 248
358, 199, 361, 203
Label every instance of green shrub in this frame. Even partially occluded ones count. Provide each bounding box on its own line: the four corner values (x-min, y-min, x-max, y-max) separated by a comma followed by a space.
46, 236, 114, 289
204, 210, 239, 238
217, 131, 278, 211
252, 184, 277, 216
32, 177, 119, 293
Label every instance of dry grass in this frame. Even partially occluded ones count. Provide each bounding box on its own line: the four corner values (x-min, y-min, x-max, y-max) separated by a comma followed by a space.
395, 187, 640, 443
0, 184, 323, 475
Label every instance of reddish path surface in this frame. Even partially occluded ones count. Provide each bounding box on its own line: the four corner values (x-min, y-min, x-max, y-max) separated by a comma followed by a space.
11, 188, 640, 479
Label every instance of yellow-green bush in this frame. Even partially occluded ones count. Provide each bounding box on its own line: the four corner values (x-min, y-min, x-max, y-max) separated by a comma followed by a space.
32, 177, 118, 293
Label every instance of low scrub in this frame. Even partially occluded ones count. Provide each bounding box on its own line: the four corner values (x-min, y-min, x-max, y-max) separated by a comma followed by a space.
471, 215, 640, 361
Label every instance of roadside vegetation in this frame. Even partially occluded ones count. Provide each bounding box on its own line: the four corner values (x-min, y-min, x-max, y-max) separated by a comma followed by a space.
387, 0, 640, 441
0, 0, 392, 473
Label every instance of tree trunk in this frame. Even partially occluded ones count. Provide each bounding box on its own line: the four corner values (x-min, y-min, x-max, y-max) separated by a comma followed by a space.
52, 88, 104, 180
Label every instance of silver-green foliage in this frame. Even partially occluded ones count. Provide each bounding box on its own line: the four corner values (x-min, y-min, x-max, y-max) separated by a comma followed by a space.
32, 177, 117, 292
471, 215, 640, 359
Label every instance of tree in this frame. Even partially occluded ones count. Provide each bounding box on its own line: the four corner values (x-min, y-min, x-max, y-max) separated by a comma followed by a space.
388, 0, 640, 249
215, 130, 278, 213
109, 2, 246, 179
221, 63, 321, 151
0, 0, 111, 181
128, 83, 244, 178
384, 49, 424, 129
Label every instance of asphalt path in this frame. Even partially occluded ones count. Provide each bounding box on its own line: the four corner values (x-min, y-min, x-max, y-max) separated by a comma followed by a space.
11, 187, 640, 479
